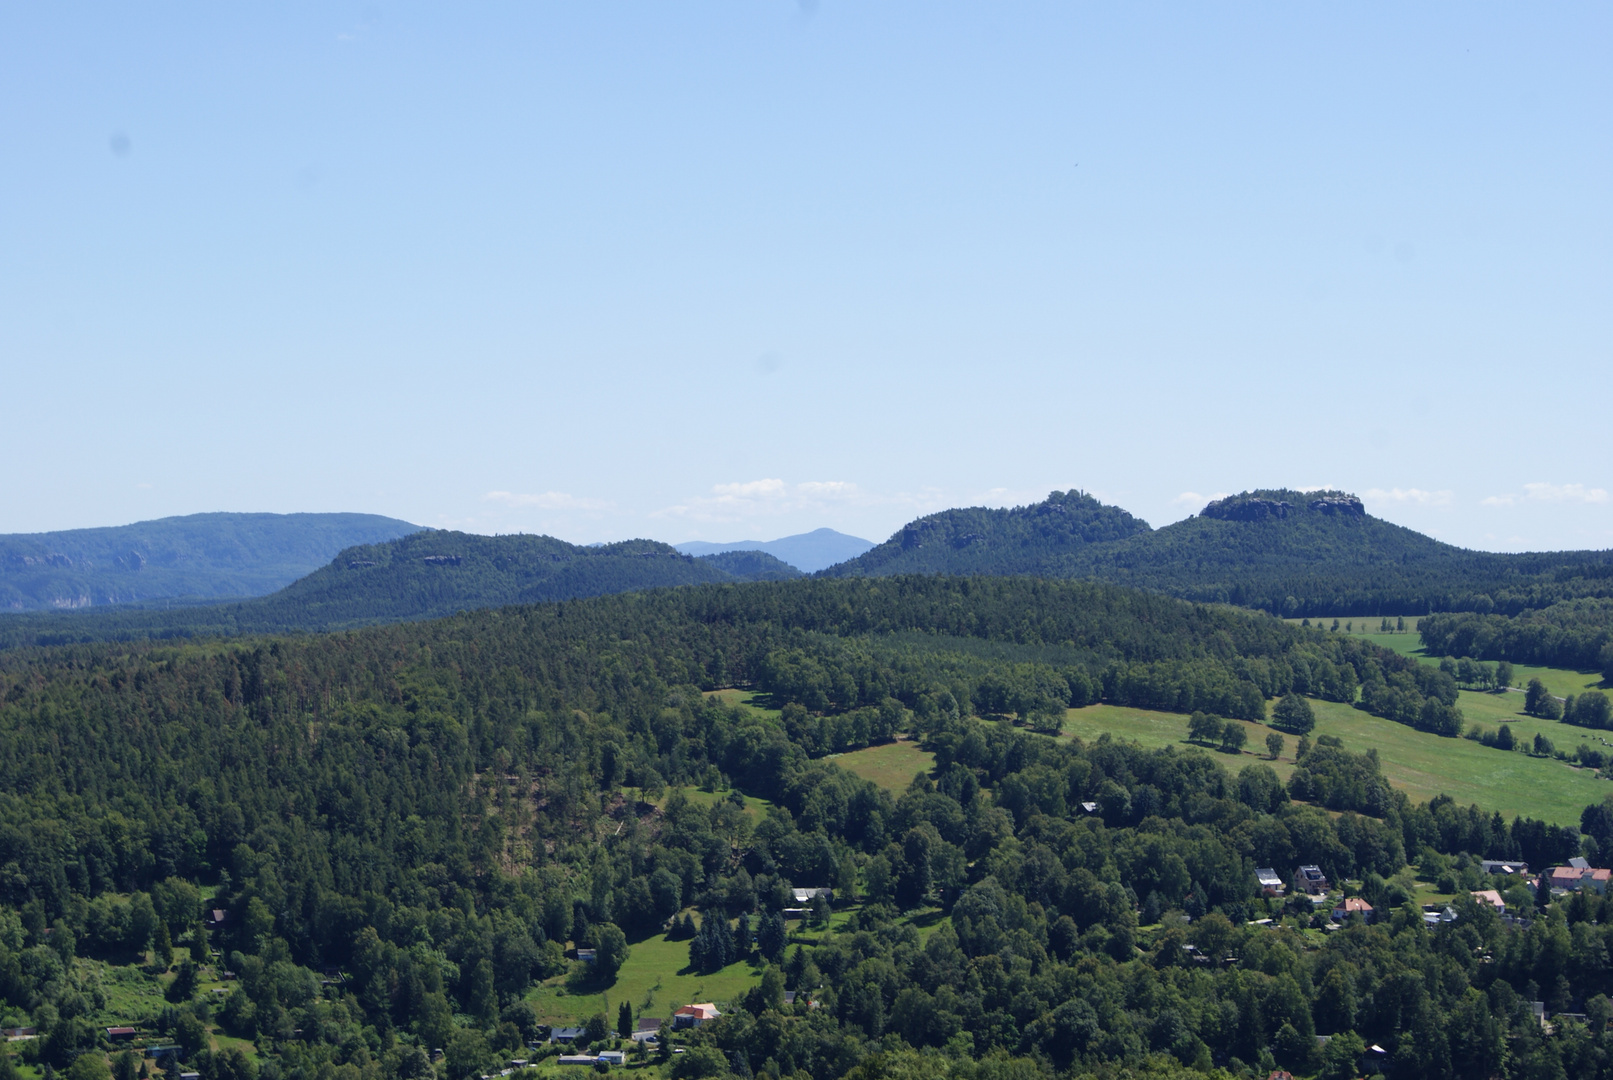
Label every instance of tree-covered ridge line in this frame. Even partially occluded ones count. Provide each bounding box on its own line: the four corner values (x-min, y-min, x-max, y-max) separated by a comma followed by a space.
0, 513, 422, 613
2, 576, 1613, 1079
824, 488, 1613, 618
0, 533, 802, 649
9, 488, 1613, 653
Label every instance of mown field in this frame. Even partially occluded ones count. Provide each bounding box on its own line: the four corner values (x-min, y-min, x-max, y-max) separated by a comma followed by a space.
828, 740, 937, 793
1293, 617, 1608, 699
526, 929, 762, 1028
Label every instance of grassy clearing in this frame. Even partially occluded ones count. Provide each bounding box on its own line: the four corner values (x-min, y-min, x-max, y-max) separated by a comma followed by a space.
79, 957, 168, 1024
526, 931, 762, 1027
829, 740, 936, 793
704, 689, 782, 719
1062, 696, 1610, 825
1290, 618, 1608, 698
666, 786, 777, 822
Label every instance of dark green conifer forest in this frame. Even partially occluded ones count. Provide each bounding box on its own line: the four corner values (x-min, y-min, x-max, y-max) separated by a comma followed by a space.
0, 577, 1611, 1080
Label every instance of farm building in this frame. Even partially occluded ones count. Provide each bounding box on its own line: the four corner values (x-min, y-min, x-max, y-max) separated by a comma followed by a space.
1481, 859, 1528, 876
791, 888, 833, 903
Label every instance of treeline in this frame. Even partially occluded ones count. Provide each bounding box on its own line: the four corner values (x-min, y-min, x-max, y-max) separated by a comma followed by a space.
1, 577, 1612, 1080
1421, 599, 1613, 679
0, 532, 801, 649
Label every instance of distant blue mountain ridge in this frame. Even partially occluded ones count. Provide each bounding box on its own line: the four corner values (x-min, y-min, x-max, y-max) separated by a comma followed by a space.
674, 528, 876, 573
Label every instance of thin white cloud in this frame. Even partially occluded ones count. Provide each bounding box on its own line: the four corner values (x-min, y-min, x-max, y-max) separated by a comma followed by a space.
711, 479, 787, 499
1363, 487, 1453, 507
1524, 482, 1608, 504
1173, 490, 1229, 507
656, 479, 946, 524
797, 481, 857, 498
483, 490, 614, 511
1481, 482, 1608, 507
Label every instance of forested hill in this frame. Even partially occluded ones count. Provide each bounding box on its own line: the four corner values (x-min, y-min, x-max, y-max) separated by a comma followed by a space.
826, 489, 1613, 617
0, 574, 1603, 1080
0, 531, 802, 647
820, 490, 1150, 577
0, 511, 420, 611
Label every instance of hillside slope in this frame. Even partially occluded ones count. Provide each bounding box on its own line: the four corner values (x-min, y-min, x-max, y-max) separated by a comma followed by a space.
0, 511, 421, 611
1075, 490, 1613, 615
825, 488, 1613, 616
820, 489, 1150, 577
0, 531, 803, 646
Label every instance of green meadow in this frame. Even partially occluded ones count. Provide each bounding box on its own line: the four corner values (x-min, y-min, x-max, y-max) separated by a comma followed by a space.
526, 930, 762, 1028
1061, 689, 1610, 825
829, 740, 937, 793
1290, 616, 1608, 698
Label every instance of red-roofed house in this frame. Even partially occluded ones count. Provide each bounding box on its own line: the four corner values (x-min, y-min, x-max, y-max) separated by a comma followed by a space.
672, 1004, 721, 1029
1544, 866, 1612, 894
1332, 897, 1374, 923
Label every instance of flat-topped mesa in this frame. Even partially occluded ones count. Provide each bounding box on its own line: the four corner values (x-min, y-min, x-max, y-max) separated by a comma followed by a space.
1200, 490, 1364, 522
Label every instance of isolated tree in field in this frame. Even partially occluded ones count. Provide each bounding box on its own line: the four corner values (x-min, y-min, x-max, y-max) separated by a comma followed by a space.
1027, 700, 1064, 734
1397, 616, 1406, 631
757, 910, 787, 963
1496, 661, 1514, 689
617, 1001, 633, 1039
588, 923, 629, 980
1496, 723, 1515, 751
1266, 731, 1285, 760
1219, 722, 1248, 754
1525, 678, 1562, 719
1271, 693, 1315, 735
1534, 732, 1555, 757
1570, 691, 1613, 730
1187, 711, 1224, 744
1417, 699, 1464, 738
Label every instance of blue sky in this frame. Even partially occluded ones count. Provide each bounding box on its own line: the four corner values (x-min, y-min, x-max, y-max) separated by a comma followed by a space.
3, 3, 1608, 551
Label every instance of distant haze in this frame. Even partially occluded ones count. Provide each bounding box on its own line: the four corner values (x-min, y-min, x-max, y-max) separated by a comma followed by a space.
675, 528, 875, 574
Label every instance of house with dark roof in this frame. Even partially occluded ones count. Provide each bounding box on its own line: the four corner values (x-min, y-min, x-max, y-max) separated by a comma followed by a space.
1293, 865, 1329, 895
